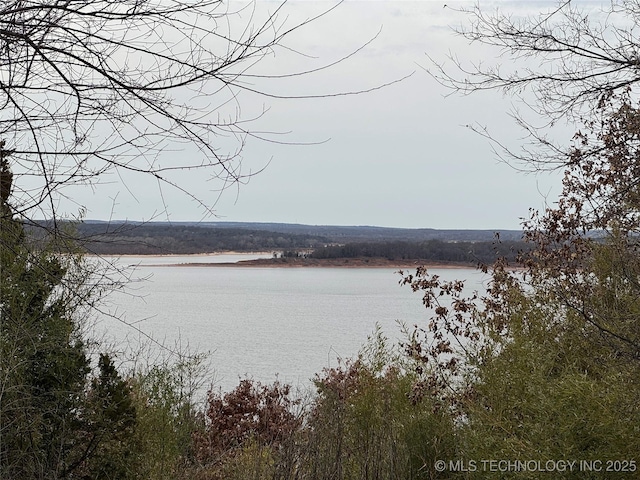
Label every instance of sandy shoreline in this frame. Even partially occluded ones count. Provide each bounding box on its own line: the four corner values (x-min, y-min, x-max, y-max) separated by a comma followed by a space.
85, 251, 273, 258
167, 257, 478, 269
85, 253, 507, 270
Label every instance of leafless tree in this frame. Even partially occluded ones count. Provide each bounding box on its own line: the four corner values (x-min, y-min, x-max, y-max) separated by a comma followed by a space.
430, 0, 640, 171
0, 0, 396, 224
397, 0, 640, 402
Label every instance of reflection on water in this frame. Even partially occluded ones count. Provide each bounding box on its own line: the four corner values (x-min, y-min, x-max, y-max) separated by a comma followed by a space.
96, 256, 485, 393
95, 252, 272, 266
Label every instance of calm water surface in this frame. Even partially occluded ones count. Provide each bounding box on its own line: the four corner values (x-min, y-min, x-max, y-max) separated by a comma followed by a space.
97, 254, 485, 393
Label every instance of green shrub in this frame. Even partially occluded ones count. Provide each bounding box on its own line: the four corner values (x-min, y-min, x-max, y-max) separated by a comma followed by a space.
128, 353, 208, 480
301, 327, 458, 480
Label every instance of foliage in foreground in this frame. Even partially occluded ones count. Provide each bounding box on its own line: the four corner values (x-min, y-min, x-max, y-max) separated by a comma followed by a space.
183, 329, 458, 480
400, 95, 640, 478
5, 98, 640, 480
1, 146, 206, 480
1, 149, 138, 478
302, 330, 457, 480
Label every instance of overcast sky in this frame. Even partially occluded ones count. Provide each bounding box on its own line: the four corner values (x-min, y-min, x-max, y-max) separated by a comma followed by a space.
69, 0, 599, 230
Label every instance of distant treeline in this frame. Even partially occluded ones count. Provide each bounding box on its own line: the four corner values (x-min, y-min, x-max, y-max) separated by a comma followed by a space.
209, 222, 525, 243
308, 240, 529, 264
73, 223, 329, 255
27, 221, 528, 260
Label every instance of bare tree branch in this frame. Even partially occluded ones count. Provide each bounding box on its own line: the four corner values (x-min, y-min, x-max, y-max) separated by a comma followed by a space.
0, 0, 393, 223
435, 1, 640, 120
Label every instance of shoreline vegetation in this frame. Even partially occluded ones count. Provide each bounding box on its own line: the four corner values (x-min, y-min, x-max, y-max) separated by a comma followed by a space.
169, 257, 477, 268
70, 221, 527, 267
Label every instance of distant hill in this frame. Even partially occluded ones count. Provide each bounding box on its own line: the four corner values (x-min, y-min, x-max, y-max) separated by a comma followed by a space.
193, 222, 523, 242
66, 221, 524, 256
15, 220, 522, 256
74, 221, 329, 255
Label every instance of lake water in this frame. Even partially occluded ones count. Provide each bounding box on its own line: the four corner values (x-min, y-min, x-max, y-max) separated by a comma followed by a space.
94, 254, 486, 394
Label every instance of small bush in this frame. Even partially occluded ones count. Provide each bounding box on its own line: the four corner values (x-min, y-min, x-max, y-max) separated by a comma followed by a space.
128, 354, 207, 480
300, 328, 458, 480
192, 378, 302, 478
